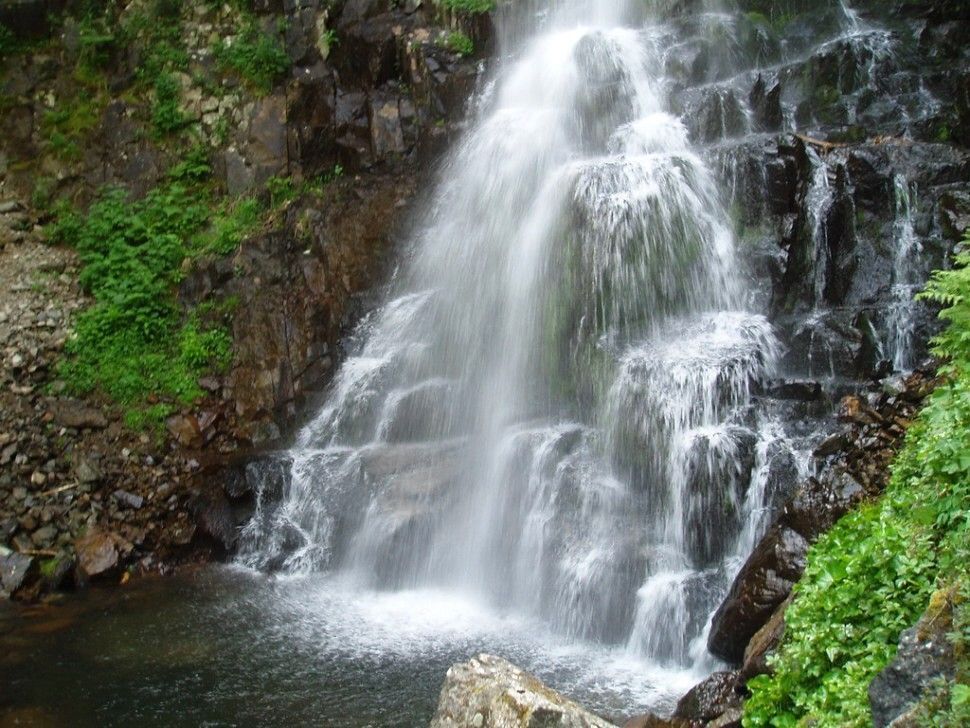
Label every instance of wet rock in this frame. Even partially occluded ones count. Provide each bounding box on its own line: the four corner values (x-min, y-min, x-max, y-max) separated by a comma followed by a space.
749, 75, 782, 132
187, 487, 236, 552
673, 671, 742, 722
50, 399, 107, 429
813, 431, 852, 458
707, 525, 808, 663
838, 395, 884, 426
869, 588, 957, 727
74, 530, 121, 580
430, 654, 616, 728
30, 525, 56, 547
38, 553, 74, 592
0, 517, 17, 542
0, 549, 34, 595
779, 470, 864, 539
740, 595, 792, 682
764, 378, 822, 401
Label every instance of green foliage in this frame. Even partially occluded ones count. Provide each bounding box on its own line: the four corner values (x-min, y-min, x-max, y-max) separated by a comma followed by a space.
745, 237, 970, 726
50, 183, 229, 426
76, 12, 117, 71
442, 30, 474, 57
196, 197, 262, 256
152, 73, 192, 137
213, 20, 289, 93
42, 96, 102, 160
436, 0, 495, 14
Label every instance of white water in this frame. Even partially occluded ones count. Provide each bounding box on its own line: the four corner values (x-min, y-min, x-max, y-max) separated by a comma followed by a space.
887, 174, 923, 371
235, 0, 874, 684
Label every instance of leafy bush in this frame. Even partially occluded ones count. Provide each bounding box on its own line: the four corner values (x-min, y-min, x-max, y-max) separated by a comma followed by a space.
152, 73, 192, 137
213, 20, 289, 93
50, 183, 230, 425
745, 239, 970, 726
442, 30, 474, 57
42, 96, 102, 160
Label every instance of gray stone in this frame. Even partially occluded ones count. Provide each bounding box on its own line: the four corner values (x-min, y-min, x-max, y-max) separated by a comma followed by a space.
112, 490, 144, 510
869, 589, 957, 727
0, 549, 34, 594
430, 654, 617, 728
73, 452, 102, 483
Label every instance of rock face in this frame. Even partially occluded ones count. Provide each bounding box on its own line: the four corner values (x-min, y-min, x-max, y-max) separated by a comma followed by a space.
709, 372, 936, 663
430, 654, 617, 728
868, 588, 958, 727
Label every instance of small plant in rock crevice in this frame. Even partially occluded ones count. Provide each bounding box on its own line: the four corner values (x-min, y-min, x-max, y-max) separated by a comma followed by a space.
441, 30, 474, 57
213, 19, 290, 94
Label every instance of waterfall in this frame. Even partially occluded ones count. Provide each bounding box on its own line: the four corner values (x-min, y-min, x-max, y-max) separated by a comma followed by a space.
238, 0, 788, 668
887, 174, 922, 371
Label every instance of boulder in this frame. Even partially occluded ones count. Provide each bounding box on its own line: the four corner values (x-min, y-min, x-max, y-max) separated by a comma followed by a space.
673, 671, 742, 722
778, 470, 864, 540
187, 487, 237, 552
430, 654, 617, 728
706, 708, 743, 728
74, 530, 121, 580
0, 548, 35, 595
707, 525, 808, 663
868, 588, 958, 727
740, 595, 792, 682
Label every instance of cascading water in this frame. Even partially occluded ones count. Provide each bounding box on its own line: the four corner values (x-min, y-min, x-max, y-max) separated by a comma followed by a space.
237, 0, 864, 675
887, 174, 923, 371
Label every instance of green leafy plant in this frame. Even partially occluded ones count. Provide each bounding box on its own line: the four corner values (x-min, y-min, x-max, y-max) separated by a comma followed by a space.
442, 30, 474, 57
42, 96, 102, 160
213, 20, 289, 93
152, 72, 192, 137
50, 184, 228, 427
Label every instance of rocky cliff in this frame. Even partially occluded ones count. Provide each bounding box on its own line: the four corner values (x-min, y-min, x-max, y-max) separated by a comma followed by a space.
0, 0, 488, 597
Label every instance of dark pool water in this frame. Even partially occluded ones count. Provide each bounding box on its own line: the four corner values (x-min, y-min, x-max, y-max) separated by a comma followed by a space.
0, 567, 702, 727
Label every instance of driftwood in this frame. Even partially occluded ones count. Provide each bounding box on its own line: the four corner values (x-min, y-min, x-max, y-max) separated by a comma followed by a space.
794, 133, 848, 153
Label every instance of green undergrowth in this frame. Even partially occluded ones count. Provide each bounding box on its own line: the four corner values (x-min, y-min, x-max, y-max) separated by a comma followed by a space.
745, 236, 970, 726
441, 30, 474, 57
213, 17, 289, 94
48, 151, 266, 428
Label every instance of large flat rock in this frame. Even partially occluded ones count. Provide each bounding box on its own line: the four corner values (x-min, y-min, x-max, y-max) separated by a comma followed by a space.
430, 654, 617, 728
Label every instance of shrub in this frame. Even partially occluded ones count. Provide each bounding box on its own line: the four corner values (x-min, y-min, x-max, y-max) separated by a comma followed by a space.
442, 30, 474, 57
213, 20, 289, 93
152, 73, 192, 137
51, 184, 229, 426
